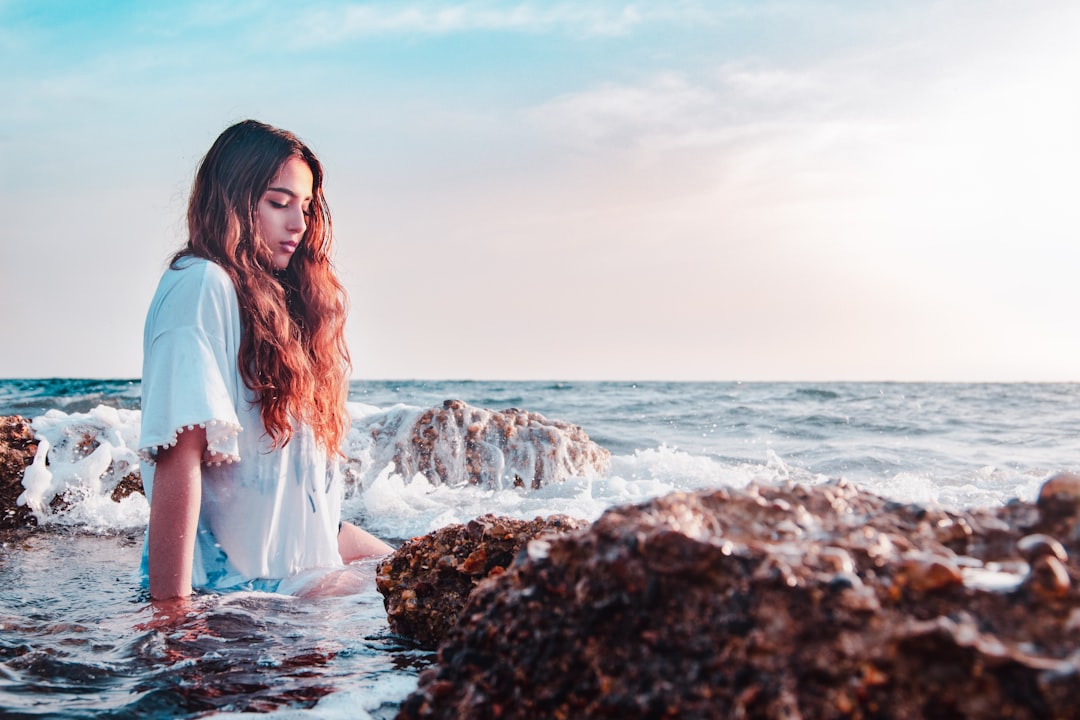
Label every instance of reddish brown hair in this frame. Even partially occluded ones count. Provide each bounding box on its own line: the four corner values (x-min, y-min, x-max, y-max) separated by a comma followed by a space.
175, 120, 351, 453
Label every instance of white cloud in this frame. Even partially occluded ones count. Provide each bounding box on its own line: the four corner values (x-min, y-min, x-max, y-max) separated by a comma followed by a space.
526, 73, 720, 148
506, 1, 1080, 380
295, 1, 649, 42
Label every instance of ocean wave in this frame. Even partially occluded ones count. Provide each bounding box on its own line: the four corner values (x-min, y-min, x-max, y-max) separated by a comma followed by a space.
5, 379, 1077, 536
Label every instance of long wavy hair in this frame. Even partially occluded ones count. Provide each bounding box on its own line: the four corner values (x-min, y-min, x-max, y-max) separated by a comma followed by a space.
174, 119, 351, 453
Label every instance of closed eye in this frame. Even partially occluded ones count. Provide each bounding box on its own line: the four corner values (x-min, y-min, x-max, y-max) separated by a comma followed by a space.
264, 187, 313, 215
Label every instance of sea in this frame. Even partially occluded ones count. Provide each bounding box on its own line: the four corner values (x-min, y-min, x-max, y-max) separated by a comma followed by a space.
1, 378, 1078, 718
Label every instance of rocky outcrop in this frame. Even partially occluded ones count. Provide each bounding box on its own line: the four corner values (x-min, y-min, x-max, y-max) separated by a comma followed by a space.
396, 476, 1080, 720
376, 514, 588, 648
345, 400, 610, 490
0, 416, 38, 528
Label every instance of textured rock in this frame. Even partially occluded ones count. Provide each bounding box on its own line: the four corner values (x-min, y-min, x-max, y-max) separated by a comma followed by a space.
376, 514, 588, 648
0, 416, 38, 529
397, 478, 1080, 720
347, 400, 610, 490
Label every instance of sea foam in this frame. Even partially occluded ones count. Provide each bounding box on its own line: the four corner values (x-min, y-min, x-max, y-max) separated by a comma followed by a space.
13, 394, 1058, 538
18, 406, 146, 531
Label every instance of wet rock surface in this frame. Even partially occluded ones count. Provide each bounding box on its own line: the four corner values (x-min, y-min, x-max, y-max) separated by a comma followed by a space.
397, 477, 1080, 720
376, 514, 588, 649
0, 416, 38, 528
349, 400, 610, 490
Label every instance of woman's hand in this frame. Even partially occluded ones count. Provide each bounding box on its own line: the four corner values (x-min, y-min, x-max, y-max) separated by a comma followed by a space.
148, 426, 207, 600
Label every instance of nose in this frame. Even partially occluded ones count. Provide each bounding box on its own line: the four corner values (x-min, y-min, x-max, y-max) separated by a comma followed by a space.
286, 206, 307, 233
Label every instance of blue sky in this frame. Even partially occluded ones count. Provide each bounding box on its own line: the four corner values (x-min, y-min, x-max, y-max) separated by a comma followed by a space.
2, 1, 1078, 381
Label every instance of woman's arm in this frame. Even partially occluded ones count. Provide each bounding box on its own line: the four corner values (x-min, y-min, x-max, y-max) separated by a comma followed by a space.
338, 520, 393, 562
148, 426, 207, 600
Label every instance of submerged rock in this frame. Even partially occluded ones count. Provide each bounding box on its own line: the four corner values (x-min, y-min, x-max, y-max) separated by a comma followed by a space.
376, 514, 588, 649
346, 400, 610, 490
0, 416, 38, 528
397, 478, 1080, 720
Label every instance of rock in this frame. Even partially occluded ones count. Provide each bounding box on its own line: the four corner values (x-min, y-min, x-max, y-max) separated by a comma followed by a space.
376, 514, 588, 648
0, 416, 38, 529
396, 480, 1080, 720
346, 400, 610, 490
110, 472, 145, 502
1035, 472, 1080, 544
1037, 472, 1080, 519
1025, 555, 1071, 600
1017, 533, 1068, 564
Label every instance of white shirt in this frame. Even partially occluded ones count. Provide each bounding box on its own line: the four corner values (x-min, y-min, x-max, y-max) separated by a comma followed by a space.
139, 257, 343, 593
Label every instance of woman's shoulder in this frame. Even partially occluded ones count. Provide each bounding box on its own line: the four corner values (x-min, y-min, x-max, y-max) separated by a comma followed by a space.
169, 256, 231, 284
148, 257, 238, 322
145, 256, 243, 349
157, 257, 235, 297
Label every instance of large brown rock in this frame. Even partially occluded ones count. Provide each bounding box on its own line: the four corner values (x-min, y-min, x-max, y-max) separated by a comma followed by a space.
0, 416, 38, 529
349, 400, 610, 490
397, 478, 1080, 719
376, 514, 588, 649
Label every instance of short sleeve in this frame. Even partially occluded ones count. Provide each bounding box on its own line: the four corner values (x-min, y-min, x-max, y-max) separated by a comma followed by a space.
139, 259, 243, 465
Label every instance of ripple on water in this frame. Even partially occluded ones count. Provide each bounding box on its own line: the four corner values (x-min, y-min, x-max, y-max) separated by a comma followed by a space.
0, 532, 424, 718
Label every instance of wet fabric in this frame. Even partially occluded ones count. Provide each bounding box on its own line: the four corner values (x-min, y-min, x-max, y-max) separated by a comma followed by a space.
139, 257, 343, 593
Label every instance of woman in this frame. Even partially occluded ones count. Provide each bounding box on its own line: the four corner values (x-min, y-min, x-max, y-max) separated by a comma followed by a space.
139, 120, 390, 600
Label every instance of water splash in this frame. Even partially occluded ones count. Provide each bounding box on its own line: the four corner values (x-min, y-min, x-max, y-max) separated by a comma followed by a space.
18, 406, 146, 531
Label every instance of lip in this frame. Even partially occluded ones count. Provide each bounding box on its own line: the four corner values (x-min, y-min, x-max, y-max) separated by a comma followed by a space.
279, 241, 298, 253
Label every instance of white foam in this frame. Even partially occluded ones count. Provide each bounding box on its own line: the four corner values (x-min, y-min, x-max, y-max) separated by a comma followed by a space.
856, 466, 1048, 510
19, 406, 147, 530
18, 436, 54, 513
302, 674, 420, 720
16, 403, 1042, 537
345, 444, 792, 542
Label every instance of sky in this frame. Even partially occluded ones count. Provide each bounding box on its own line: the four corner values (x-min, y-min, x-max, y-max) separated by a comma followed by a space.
1, 0, 1078, 382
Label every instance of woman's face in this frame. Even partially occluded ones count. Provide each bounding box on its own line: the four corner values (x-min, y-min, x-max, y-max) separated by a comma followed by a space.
257, 156, 314, 270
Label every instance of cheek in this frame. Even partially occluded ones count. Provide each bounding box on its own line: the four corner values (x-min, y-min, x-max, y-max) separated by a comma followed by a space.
254, 207, 271, 237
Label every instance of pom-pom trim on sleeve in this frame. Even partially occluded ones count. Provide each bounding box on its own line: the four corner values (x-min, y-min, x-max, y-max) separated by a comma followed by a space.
139, 418, 243, 466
